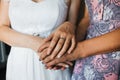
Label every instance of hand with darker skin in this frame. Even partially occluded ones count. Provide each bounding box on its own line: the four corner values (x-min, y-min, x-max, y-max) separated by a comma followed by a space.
38, 22, 76, 69
38, 41, 73, 70
41, 43, 81, 68
39, 22, 76, 59
43, 28, 120, 68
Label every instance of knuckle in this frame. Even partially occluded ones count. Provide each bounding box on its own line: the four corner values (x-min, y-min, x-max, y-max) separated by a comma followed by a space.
58, 41, 63, 45
64, 33, 67, 37
60, 50, 65, 54
52, 38, 57, 42
49, 46, 54, 50
55, 34, 60, 38
59, 52, 64, 56
62, 32, 67, 37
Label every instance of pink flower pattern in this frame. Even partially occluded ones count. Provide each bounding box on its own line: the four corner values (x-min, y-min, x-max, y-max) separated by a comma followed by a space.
72, 0, 120, 80
109, 0, 120, 6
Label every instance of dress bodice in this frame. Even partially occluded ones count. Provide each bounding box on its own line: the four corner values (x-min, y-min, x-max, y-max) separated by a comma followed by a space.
9, 0, 68, 37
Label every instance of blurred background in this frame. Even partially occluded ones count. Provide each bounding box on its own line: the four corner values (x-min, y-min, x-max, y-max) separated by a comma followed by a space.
0, 42, 10, 80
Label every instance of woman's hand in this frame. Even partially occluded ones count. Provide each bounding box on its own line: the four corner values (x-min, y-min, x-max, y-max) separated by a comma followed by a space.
38, 41, 73, 70
38, 21, 76, 61
44, 43, 82, 67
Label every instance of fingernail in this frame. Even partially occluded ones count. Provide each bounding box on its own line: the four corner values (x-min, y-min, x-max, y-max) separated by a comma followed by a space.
65, 65, 69, 68
47, 51, 50, 55
68, 51, 71, 54
57, 55, 61, 58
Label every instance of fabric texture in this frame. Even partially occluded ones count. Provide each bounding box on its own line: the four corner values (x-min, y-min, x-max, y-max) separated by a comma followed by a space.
72, 0, 120, 80
6, 0, 71, 80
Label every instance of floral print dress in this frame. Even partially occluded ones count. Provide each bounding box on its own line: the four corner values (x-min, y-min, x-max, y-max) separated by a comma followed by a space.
72, 0, 120, 80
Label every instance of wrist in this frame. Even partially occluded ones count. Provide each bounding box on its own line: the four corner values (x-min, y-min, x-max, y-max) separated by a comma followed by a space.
65, 21, 76, 32
31, 36, 44, 52
77, 42, 87, 58
67, 43, 84, 61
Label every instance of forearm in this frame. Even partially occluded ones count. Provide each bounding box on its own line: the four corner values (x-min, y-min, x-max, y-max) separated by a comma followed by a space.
67, 0, 81, 30
76, 5, 90, 41
78, 28, 120, 58
76, 18, 89, 41
45, 28, 120, 67
0, 26, 44, 51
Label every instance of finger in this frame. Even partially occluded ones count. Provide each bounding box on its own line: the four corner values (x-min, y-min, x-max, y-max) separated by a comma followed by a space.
61, 67, 66, 70
46, 66, 53, 70
50, 66, 62, 70
47, 35, 59, 55
57, 63, 69, 68
42, 55, 53, 63
44, 33, 54, 42
49, 64, 66, 70
65, 61, 73, 66
57, 37, 70, 58
51, 38, 65, 59
40, 49, 48, 60
46, 56, 67, 67
38, 42, 49, 52
68, 36, 76, 54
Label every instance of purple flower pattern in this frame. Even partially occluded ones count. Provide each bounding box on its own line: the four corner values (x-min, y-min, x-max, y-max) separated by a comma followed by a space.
72, 0, 120, 80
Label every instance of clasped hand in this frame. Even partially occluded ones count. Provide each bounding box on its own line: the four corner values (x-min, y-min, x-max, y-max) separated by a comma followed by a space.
37, 22, 76, 70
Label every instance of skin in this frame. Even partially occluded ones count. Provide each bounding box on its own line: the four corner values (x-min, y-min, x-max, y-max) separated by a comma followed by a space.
43, 5, 120, 68
41, 4, 89, 68
0, 0, 45, 52
38, 0, 81, 69
0, 0, 80, 69
76, 5, 90, 42
39, 0, 81, 57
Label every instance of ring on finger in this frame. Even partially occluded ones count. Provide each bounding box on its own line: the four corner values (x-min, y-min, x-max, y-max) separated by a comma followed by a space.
60, 37, 66, 40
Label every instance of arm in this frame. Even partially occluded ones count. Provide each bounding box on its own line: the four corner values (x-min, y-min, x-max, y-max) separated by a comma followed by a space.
0, 0, 44, 52
67, 0, 81, 25
39, 0, 81, 69
77, 28, 120, 58
45, 28, 120, 67
76, 5, 90, 41
39, 0, 81, 59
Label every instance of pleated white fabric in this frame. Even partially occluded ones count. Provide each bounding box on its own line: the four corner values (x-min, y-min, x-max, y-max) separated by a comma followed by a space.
6, 0, 71, 80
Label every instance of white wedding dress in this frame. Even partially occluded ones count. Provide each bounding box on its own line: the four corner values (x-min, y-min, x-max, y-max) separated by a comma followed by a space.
6, 0, 71, 80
